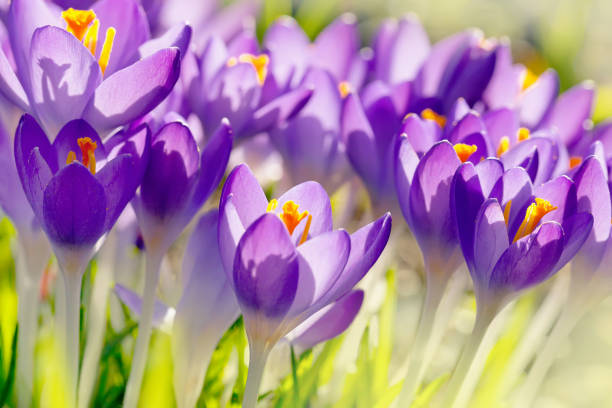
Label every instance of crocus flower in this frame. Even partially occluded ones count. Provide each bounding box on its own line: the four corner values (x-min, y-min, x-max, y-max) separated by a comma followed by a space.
188, 33, 313, 140
1, 0, 185, 136
218, 164, 391, 407
124, 119, 232, 408
14, 113, 150, 405
442, 160, 594, 407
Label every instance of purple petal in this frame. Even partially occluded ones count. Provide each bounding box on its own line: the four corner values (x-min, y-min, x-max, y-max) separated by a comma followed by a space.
218, 195, 246, 281
115, 284, 170, 328
488, 222, 564, 292
29, 26, 102, 135
386, 15, 430, 84
394, 136, 420, 229
138, 22, 192, 61
0, 45, 28, 110
83, 48, 180, 131
289, 290, 363, 350
324, 213, 392, 303
501, 136, 558, 186
472, 198, 510, 288
482, 108, 519, 149
312, 13, 360, 82
14, 114, 58, 181
483, 43, 522, 109
233, 213, 299, 318
263, 16, 309, 89
475, 158, 504, 197
544, 81, 595, 148
92, 0, 151, 76
553, 212, 593, 273
447, 112, 485, 144
399, 114, 436, 156
492, 167, 534, 239
220, 164, 268, 228
534, 175, 576, 224
249, 86, 313, 135
42, 163, 106, 247
290, 230, 351, 316
519, 69, 559, 129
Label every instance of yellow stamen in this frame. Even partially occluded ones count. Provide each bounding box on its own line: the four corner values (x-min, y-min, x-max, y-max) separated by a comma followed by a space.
513, 198, 557, 242
98, 27, 116, 75
569, 156, 582, 169
454, 143, 477, 163
279, 201, 309, 235
76, 137, 97, 174
83, 19, 100, 56
503, 200, 512, 227
66, 151, 77, 165
227, 54, 269, 85
266, 199, 278, 212
517, 127, 530, 142
338, 81, 352, 98
420, 108, 446, 128
497, 136, 510, 157
62, 8, 96, 41
522, 68, 539, 90
298, 214, 313, 245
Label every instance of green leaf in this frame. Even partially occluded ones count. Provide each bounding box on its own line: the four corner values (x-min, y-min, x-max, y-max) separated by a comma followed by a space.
373, 269, 396, 398
411, 373, 451, 408
0, 325, 17, 406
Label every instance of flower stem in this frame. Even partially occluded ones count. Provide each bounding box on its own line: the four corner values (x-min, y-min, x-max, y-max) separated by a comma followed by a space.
123, 252, 163, 408
63, 269, 83, 408
242, 346, 270, 408
77, 258, 114, 408
441, 305, 497, 408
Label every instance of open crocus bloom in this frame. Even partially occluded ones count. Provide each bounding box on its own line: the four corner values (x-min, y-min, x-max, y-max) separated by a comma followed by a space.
451, 161, 593, 306
14, 113, 149, 270
1, 0, 185, 135
218, 164, 391, 351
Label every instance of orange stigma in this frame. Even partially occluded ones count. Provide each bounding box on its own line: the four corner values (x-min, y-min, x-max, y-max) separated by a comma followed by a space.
227, 53, 269, 85
569, 156, 582, 169
517, 127, 530, 142
338, 81, 352, 98
66, 137, 97, 174
513, 198, 557, 242
497, 136, 510, 157
62, 8, 115, 75
420, 108, 447, 128
454, 143, 477, 163
267, 199, 312, 243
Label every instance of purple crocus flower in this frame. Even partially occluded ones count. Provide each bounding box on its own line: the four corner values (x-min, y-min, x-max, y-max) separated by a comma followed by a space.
14, 113, 150, 405
124, 119, 232, 408
442, 157, 594, 406
188, 32, 313, 140
218, 164, 391, 408
0, 0, 185, 136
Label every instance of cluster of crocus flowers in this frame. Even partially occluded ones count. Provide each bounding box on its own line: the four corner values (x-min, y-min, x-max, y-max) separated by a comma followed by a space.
0, 2, 610, 407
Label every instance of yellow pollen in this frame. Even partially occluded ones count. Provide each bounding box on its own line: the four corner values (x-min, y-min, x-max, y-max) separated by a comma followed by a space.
497, 136, 510, 157
62, 8, 115, 75
338, 81, 352, 98
227, 53, 269, 85
517, 127, 530, 142
522, 68, 539, 90
62, 8, 96, 41
569, 156, 582, 169
503, 200, 512, 227
453, 143, 477, 163
83, 19, 100, 56
513, 198, 557, 242
67, 137, 97, 174
298, 214, 312, 245
266, 199, 278, 212
420, 108, 446, 128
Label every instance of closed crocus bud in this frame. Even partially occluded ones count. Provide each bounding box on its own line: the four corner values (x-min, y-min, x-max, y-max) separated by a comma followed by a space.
218, 164, 391, 408
14, 114, 150, 406
124, 119, 232, 408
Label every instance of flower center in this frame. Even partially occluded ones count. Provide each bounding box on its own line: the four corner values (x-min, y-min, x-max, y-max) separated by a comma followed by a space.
497, 136, 510, 157
338, 81, 352, 98
227, 53, 269, 85
517, 127, 530, 141
453, 143, 477, 163
66, 137, 98, 174
512, 198, 557, 242
266, 199, 312, 245
569, 156, 582, 169
420, 108, 446, 128
522, 68, 539, 90
62, 8, 116, 75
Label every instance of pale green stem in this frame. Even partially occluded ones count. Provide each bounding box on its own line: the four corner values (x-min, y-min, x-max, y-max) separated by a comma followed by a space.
242, 345, 271, 408
123, 252, 163, 408
396, 276, 445, 406
514, 297, 587, 407
500, 274, 568, 397
63, 268, 84, 408
440, 305, 498, 408
77, 261, 114, 408
15, 276, 39, 408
